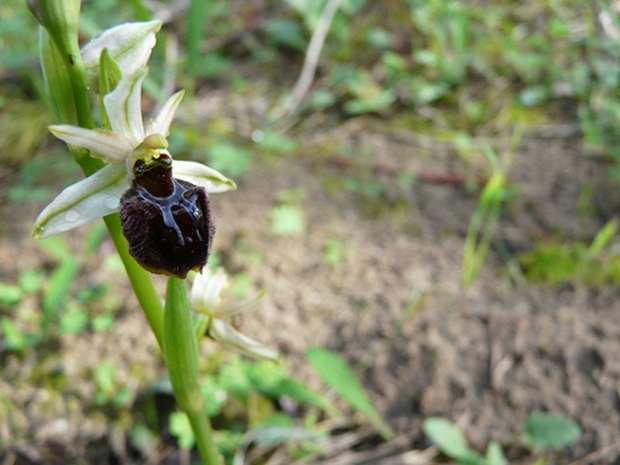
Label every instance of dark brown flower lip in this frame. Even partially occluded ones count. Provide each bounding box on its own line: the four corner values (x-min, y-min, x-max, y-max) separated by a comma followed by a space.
120, 157, 216, 279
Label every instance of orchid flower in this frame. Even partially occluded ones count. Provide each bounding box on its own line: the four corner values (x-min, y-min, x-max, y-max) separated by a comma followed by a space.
33, 68, 235, 240
191, 268, 279, 361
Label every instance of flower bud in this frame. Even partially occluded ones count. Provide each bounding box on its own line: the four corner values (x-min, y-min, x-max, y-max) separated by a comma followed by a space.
28, 0, 80, 62
119, 153, 216, 279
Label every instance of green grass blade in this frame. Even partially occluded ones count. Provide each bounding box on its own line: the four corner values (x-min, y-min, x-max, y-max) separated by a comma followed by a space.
305, 347, 394, 440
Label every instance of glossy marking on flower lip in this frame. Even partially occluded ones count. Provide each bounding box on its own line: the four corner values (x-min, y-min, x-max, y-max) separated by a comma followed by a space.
120, 154, 216, 279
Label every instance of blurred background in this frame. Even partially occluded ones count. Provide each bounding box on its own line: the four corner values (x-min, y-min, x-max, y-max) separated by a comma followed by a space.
1, 0, 620, 463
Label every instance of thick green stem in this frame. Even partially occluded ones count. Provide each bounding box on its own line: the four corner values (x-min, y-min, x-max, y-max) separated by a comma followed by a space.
64, 42, 95, 130
188, 410, 222, 465
103, 215, 164, 348
164, 277, 222, 465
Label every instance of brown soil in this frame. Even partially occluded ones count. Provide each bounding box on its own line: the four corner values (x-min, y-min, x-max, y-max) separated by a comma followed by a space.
1, 117, 620, 464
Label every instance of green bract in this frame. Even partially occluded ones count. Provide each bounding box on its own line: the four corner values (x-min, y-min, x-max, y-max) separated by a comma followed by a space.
33, 68, 236, 239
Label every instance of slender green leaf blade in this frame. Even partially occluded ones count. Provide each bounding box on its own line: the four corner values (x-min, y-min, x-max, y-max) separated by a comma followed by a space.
485, 440, 507, 465
305, 347, 394, 440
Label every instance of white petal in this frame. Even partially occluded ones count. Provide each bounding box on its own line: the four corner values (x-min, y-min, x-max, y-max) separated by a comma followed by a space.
211, 288, 267, 319
172, 161, 237, 193
147, 90, 185, 138
209, 319, 279, 361
49, 125, 133, 163
33, 164, 129, 239
104, 69, 147, 146
81, 21, 162, 77
191, 268, 228, 313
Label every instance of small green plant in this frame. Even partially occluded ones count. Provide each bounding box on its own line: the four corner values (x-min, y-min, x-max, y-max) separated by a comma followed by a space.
306, 347, 394, 441
422, 417, 506, 465
523, 413, 581, 449
271, 188, 308, 236
423, 413, 581, 464
461, 132, 521, 286
519, 218, 620, 286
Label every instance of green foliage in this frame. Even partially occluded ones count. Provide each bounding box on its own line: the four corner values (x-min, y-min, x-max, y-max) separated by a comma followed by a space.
519, 219, 620, 286
170, 411, 196, 449
323, 238, 349, 265
305, 347, 394, 440
423, 418, 508, 465
461, 140, 513, 286
422, 417, 484, 465
271, 204, 305, 235
94, 361, 130, 406
523, 413, 581, 449
207, 141, 252, 177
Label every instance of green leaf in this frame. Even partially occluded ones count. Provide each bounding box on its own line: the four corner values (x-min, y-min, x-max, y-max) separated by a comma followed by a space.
271, 205, 305, 236
169, 411, 196, 449
39, 27, 77, 125
186, 0, 212, 76
251, 425, 326, 444
207, 141, 251, 177
0, 283, 23, 307
91, 312, 114, 331
523, 413, 581, 449
485, 440, 507, 465
305, 347, 394, 440
59, 306, 89, 335
422, 417, 482, 465
200, 375, 228, 417
247, 361, 342, 416
99, 48, 122, 130
0, 318, 27, 352
588, 218, 618, 257
262, 19, 307, 50
255, 131, 298, 153
95, 361, 115, 396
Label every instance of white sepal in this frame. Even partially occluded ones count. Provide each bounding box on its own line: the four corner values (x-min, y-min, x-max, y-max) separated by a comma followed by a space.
81, 21, 162, 77
209, 318, 279, 362
32, 164, 128, 239
212, 289, 267, 319
173, 160, 237, 193
104, 68, 147, 146
147, 90, 185, 138
48, 125, 133, 163
191, 268, 228, 313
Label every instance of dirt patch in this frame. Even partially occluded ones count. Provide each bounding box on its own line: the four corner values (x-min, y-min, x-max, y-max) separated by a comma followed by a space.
1, 121, 620, 463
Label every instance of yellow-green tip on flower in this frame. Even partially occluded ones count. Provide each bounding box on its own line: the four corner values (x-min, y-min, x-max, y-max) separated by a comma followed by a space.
33, 68, 236, 240
191, 268, 279, 362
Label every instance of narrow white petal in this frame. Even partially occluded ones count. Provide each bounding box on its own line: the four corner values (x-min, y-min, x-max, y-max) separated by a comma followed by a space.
82, 21, 162, 77
147, 90, 185, 138
172, 161, 237, 193
212, 289, 267, 319
209, 319, 279, 361
33, 164, 129, 239
191, 268, 228, 313
49, 125, 133, 163
104, 69, 147, 146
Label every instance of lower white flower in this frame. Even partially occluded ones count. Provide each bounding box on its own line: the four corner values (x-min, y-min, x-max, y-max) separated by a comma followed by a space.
191, 268, 279, 361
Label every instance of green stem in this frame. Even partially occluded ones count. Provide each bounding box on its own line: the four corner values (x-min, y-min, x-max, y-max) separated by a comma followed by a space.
103, 215, 164, 348
188, 410, 222, 465
164, 277, 222, 465
64, 42, 95, 130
